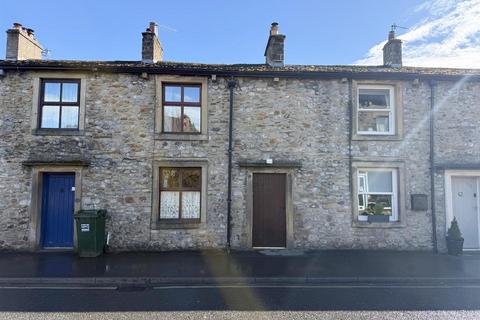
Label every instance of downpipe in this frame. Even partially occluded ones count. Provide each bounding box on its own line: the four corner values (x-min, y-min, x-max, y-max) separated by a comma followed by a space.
429, 80, 438, 253
226, 77, 237, 251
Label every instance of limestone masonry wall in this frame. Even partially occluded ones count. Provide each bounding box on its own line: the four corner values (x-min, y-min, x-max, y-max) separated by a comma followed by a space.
1, 70, 479, 251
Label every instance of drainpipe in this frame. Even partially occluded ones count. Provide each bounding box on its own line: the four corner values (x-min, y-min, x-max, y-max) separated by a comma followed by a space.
429, 80, 438, 253
226, 76, 237, 251
347, 79, 353, 205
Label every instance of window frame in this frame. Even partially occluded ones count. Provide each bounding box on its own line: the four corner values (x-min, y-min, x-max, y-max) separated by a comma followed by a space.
351, 161, 406, 228
357, 168, 398, 222
38, 78, 81, 130
159, 167, 202, 224
356, 84, 395, 136
161, 83, 202, 135
154, 75, 208, 141
151, 159, 208, 229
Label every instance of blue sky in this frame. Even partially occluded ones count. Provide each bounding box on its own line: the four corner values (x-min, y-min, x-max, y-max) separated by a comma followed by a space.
1, 0, 479, 67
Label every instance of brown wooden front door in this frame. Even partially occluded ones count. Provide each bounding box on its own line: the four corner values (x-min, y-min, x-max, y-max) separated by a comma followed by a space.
252, 173, 287, 248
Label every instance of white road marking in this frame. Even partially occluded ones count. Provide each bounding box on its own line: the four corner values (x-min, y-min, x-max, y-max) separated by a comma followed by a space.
1, 283, 479, 290
0, 286, 117, 290
152, 284, 480, 289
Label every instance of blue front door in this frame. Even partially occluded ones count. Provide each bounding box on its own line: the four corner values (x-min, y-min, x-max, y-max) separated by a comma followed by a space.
41, 173, 75, 248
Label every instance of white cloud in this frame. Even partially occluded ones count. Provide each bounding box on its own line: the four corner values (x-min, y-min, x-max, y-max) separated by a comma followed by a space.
355, 0, 480, 68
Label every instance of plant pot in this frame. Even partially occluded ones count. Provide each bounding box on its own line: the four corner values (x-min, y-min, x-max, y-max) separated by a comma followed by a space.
368, 215, 390, 223
358, 215, 369, 222
446, 237, 464, 255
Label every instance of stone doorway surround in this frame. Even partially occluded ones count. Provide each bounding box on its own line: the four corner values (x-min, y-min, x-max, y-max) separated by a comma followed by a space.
23, 161, 88, 251
239, 160, 301, 250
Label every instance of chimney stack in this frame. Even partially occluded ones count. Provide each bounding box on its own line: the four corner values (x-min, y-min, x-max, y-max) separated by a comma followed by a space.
142, 21, 163, 63
383, 30, 402, 67
264, 22, 286, 67
5, 23, 43, 60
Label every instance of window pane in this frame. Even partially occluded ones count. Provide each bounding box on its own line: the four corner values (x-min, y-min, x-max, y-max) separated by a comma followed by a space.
163, 106, 182, 132
160, 191, 180, 219
358, 194, 367, 211
182, 168, 201, 189
184, 87, 200, 103
183, 107, 201, 133
366, 194, 393, 215
41, 105, 60, 128
62, 83, 79, 102
358, 111, 390, 133
44, 82, 61, 102
60, 106, 79, 129
181, 191, 200, 219
367, 171, 392, 193
358, 174, 366, 193
164, 86, 181, 102
160, 168, 180, 189
359, 89, 390, 109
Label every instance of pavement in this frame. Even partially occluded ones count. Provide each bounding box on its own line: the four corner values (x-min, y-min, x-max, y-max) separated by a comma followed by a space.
0, 249, 479, 287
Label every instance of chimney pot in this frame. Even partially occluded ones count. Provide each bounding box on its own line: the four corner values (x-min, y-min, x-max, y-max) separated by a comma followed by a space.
270, 22, 279, 35
13, 23, 22, 29
149, 22, 158, 35
264, 22, 285, 67
388, 30, 395, 41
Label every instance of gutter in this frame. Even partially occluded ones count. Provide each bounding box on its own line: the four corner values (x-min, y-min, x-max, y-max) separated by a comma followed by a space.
226, 77, 237, 250
429, 81, 438, 253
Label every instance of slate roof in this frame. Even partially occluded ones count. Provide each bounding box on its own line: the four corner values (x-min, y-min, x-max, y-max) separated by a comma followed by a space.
1, 59, 480, 80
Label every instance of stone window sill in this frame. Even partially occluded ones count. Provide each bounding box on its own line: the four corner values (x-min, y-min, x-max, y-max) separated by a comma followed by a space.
33, 129, 85, 136
155, 133, 209, 141
352, 220, 405, 228
152, 222, 202, 230
352, 134, 402, 141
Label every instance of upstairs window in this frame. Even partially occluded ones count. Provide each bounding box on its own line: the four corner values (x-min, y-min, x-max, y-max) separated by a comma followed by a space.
162, 84, 202, 134
357, 85, 395, 135
39, 79, 80, 129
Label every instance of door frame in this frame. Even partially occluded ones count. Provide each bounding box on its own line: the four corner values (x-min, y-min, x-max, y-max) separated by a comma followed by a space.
28, 165, 84, 251
246, 168, 294, 249
445, 170, 480, 250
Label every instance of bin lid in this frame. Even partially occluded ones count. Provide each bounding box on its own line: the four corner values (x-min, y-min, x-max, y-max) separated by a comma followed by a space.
74, 209, 107, 218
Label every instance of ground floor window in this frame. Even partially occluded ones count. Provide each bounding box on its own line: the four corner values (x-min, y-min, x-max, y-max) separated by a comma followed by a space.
159, 167, 201, 223
357, 168, 398, 222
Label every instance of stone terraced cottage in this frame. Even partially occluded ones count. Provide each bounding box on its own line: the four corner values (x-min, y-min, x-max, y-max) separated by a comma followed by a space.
1, 22, 480, 252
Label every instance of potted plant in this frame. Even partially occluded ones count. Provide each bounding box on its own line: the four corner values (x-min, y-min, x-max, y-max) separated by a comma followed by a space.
367, 204, 390, 223
358, 211, 369, 221
446, 217, 464, 255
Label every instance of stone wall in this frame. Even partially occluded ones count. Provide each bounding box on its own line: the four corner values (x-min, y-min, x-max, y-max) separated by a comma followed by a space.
230, 78, 433, 250
1, 70, 478, 251
0, 71, 231, 251
433, 80, 480, 252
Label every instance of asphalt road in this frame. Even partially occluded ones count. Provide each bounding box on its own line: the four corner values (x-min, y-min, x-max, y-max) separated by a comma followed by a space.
1, 284, 480, 313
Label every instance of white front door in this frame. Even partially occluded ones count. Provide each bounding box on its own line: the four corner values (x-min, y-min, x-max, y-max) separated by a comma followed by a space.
452, 177, 480, 249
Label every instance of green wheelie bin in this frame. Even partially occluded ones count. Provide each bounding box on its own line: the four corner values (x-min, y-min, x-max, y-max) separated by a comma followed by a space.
74, 209, 107, 257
